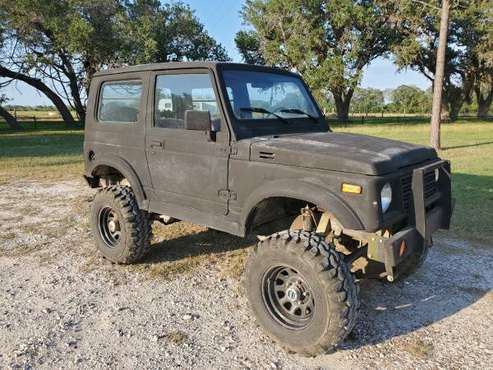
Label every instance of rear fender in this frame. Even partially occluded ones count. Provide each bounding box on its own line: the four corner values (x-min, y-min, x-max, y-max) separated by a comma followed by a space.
86, 156, 148, 210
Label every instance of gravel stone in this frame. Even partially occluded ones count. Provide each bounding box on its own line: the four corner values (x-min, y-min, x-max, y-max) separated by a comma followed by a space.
0, 179, 491, 369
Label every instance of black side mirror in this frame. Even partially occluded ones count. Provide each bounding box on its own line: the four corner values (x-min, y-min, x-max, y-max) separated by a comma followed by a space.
184, 110, 211, 131
184, 110, 215, 141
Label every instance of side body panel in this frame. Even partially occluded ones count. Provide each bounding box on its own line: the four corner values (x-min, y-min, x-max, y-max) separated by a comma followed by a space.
84, 72, 152, 208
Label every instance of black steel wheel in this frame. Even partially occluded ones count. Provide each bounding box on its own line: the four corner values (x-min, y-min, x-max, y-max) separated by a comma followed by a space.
244, 230, 359, 356
262, 266, 315, 329
91, 185, 152, 264
98, 206, 122, 248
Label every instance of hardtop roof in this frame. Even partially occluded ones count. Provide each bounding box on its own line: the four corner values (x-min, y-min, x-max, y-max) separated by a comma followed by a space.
93, 61, 297, 77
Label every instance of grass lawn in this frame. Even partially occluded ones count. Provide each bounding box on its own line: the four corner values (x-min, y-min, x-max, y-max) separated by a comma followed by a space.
0, 121, 84, 182
1, 118, 492, 244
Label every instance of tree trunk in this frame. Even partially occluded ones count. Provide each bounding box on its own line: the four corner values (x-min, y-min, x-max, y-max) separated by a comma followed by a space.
476, 86, 493, 119
430, 0, 450, 150
0, 65, 77, 127
440, 98, 450, 122
0, 105, 22, 130
449, 103, 462, 122
333, 92, 352, 122
67, 70, 86, 124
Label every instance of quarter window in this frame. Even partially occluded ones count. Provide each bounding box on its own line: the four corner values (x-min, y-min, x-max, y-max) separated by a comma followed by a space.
98, 80, 142, 123
154, 73, 221, 131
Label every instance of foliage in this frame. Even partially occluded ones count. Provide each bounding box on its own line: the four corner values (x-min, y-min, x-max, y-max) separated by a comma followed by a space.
350, 88, 385, 114
389, 85, 432, 114
392, 0, 493, 120
241, 0, 400, 120
4, 105, 57, 112
120, 0, 230, 64
234, 30, 265, 65
0, 0, 229, 123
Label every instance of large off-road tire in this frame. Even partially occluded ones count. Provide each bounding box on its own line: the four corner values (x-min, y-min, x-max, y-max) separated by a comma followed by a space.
397, 241, 430, 279
244, 230, 359, 356
90, 185, 152, 264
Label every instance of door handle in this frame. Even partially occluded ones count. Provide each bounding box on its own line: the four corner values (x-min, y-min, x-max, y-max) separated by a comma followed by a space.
150, 140, 164, 149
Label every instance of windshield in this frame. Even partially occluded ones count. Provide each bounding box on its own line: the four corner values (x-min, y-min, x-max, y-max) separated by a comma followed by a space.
222, 70, 320, 121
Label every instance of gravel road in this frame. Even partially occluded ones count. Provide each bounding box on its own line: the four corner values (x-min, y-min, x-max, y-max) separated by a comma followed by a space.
0, 179, 492, 369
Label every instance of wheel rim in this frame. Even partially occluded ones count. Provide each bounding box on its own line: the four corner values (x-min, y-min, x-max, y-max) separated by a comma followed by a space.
98, 206, 122, 248
262, 266, 315, 330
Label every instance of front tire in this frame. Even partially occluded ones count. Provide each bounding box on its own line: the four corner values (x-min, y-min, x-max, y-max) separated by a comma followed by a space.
91, 185, 152, 264
244, 230, 359, 356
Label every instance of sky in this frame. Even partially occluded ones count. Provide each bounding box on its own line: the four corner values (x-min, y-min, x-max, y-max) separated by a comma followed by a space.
3, 0, 431, 106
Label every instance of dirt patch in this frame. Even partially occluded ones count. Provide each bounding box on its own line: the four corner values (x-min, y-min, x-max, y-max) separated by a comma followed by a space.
0, 179, 492, 369
401, 339, 434, 359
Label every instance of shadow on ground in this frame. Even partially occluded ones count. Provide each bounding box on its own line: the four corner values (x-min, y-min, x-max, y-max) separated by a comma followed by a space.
139, 223, 492, 350
342, 238, 492, 350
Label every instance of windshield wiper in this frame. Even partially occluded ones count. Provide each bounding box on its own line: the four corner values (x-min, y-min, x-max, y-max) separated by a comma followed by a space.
239, 107, 289, 125
278, 108, 318, 123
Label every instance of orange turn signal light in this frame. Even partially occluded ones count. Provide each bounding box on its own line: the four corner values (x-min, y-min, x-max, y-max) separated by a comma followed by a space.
399, 240, 407, 257
342, 183, 362, 194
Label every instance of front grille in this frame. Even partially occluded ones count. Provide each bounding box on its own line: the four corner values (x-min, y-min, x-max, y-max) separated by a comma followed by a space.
423, 171, 438, 199
401, 170, 438, 211
401, 175, 413, 211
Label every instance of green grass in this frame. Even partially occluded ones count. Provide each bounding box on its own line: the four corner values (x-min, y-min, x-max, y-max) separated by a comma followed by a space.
0, 121, 84, 182
0, 118, 491, 244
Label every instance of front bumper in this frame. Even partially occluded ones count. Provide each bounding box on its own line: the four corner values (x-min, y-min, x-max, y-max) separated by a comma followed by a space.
367, 160, 453, 280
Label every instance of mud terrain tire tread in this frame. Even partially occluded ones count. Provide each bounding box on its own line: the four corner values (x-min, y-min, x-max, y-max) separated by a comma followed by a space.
91, 185, 152, 264
244, 229, 359, 356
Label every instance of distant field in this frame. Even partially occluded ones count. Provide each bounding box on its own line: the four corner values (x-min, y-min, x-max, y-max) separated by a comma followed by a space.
6, 110, 64, 120
0, 121, 84, 182
0, 117, 491, 244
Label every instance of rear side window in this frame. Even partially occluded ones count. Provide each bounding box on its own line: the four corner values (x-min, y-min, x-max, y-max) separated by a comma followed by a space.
98, 80, 142, 123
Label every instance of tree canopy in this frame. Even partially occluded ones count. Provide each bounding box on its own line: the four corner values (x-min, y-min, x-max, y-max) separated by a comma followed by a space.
350, 88, 385, 114
390, 85, 432, 114
392, 0, 492, 120
234, 30, 265, 65
240, 0, 400, 120
0, 0, 229, 124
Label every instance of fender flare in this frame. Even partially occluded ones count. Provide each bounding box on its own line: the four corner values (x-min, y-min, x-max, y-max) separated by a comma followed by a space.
240, 179, 364, 233
86, 156, 148, 209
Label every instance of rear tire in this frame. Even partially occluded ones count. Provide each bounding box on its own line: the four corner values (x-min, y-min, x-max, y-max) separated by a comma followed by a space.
91, 185, 152, 264
244, 230, 359, 356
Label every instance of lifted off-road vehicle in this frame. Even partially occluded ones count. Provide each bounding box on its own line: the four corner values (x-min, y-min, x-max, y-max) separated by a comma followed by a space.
84, 62, 453, 355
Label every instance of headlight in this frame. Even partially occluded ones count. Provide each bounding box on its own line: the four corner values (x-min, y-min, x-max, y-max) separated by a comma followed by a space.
381, 183, 392, 213
434, 168, 440, 182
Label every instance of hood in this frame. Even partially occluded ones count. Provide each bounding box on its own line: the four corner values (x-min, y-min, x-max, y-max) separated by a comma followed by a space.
249, 132, 437, 175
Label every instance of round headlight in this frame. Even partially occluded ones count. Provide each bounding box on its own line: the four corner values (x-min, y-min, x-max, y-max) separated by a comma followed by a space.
381, 183, 392, 213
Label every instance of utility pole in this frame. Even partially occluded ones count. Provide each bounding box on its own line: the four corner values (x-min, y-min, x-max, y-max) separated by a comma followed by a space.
430, 0, 450, 150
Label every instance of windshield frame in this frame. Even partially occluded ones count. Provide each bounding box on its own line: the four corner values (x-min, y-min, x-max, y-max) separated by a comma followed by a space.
216, 64, 327, 140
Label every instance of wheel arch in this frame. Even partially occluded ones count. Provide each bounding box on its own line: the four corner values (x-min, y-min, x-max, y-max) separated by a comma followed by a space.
241, 179, 364, 234
85, 156, 148, 209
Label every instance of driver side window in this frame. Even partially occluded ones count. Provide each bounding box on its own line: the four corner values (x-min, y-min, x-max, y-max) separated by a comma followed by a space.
154, 73, 222, 131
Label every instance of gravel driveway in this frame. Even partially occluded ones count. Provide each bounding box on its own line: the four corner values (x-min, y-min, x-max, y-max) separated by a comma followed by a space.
0, 179, 492, 369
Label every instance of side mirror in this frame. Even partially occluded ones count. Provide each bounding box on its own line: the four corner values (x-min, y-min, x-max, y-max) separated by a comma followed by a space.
184, 110, 211, 132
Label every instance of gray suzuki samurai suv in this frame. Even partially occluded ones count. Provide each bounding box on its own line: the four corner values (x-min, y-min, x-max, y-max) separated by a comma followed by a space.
84, 62, 452, 355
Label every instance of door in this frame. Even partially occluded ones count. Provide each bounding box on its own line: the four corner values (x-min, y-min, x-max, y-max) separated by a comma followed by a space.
145, 69, 231, 223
